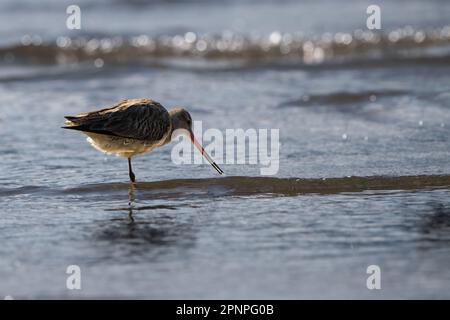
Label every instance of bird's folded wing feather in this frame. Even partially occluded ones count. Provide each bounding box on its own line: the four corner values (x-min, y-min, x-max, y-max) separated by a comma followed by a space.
65, 100, 171, 141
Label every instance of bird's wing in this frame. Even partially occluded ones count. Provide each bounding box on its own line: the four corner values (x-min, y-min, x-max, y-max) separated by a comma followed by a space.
64, 99, 171, 141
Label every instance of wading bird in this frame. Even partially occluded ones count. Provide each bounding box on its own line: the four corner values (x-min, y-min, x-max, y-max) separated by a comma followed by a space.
63, 98, 223, 182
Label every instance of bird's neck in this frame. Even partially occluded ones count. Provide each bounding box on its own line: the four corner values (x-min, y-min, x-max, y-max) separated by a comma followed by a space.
162, 117, 177, 145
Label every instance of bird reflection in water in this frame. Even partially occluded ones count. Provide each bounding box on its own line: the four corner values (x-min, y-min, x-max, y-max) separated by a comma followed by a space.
96, 188, 196, 260
96, 181, 198, 257
128, 182, 136, 222
422, 202, 450, 235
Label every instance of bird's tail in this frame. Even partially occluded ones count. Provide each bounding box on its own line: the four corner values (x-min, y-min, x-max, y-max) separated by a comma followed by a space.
61, 125, 83, 131
63, 116, 81, 126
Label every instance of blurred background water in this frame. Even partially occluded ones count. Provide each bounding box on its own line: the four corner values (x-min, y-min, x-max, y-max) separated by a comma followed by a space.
0, 0, 450, 299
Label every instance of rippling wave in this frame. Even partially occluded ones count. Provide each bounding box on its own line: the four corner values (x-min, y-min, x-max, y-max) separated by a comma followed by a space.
279, 89, 408, 108
2, 175, 450, 199
2, 26, 450, 68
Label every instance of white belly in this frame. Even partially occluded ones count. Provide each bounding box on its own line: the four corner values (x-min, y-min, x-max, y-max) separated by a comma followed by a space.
85, 133, 161, 158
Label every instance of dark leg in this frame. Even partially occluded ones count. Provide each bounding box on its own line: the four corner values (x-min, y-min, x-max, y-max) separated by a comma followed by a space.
128, 158, 136, 183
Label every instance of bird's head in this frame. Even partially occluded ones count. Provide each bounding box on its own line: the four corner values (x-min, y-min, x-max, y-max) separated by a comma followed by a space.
169, 107, 223, 175
169, 107, 193, 132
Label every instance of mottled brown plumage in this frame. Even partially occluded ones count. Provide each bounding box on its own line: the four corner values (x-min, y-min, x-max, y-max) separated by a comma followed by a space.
63, 98, 223, 182
64, 98, 171, 141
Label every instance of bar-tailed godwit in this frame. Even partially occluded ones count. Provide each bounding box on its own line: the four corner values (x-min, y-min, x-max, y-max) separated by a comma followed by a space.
63, 98, 223, 182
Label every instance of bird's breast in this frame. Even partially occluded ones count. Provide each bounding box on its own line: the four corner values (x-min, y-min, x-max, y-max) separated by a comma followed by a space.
85, 133, 161, 158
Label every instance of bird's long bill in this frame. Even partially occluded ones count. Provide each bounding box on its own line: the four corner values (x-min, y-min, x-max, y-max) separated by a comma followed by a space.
189, 131, 224, 175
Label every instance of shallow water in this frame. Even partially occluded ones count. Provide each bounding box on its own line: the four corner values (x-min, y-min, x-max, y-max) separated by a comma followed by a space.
1, 0, 450, 299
